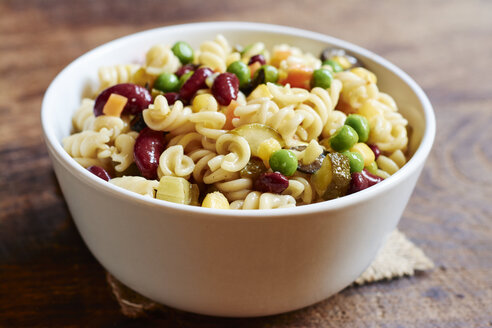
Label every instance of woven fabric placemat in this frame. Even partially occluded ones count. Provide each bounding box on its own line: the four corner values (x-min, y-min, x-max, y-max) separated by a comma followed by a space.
106, 230, 434, 318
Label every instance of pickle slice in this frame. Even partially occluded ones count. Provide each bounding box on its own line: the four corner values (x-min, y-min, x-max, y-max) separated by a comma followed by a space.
230, 123, 284, 157
311, 152, 351, 200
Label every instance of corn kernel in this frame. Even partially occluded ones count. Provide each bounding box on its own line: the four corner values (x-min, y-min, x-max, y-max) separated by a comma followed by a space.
247, 84, 273, 101
257, 138, 282, 167
350, 142, 375, 167
332, 55, 352, 70
202, 191, 230, 209
192, 94, 218, 113
351, 67, 377, 84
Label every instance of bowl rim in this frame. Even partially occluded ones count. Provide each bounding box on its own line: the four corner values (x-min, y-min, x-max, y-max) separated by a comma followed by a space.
41, 21, 436, 219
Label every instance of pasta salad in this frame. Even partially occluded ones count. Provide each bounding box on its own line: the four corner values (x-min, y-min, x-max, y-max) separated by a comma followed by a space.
63, 35, 409, 210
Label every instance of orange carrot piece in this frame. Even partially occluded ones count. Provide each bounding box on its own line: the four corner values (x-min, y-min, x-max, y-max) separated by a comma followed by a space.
280, 66, 313, 89
223, 100, 239, 130
270, 50, 292, 67
248, 62, 262, 78
102, 93, 128, 117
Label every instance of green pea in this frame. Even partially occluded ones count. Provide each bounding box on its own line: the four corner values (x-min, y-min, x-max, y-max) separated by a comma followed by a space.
341, 151, 364, 173
323, 59, 343, 73
269, 149, 298, 176
178, 71, 194, 89
154, 73, 179, 92
311, 68, 333, 89
254, 65, 278, 84
330, 125, 359, 152
366, 161, 378, 175
227, 61, 251, 88
171, 41, 194, 64
345, 114, 370, 143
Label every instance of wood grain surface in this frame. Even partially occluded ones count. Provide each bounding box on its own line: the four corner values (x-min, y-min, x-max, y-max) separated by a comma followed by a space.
1, 0, 491, 327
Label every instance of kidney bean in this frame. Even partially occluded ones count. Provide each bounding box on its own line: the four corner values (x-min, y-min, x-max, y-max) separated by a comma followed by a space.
87, 165, 111, 181
248, 54, 266, 66
254, 172, 289, 194
175, 64, 197, 77
348, 172, 369, 194
212, 72, 239, 106
361, 168, 384, 187
348, 169, 384, 194
163, 92, 180, 105
133, 128, 166, 180
179, 67, 213, 102
94, 83, 152, 116
368, 144, 381, 160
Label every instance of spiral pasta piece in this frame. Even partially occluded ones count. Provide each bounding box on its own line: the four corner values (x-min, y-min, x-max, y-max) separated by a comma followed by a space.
232, 97, 280, 127
62, 128, 112, 159
157, 145, 195, 179
145, 44, 181, 76
142, 96, 194, 134
98, 64, 140, 91
110, 176, 158, 197
92, 115, 129, 141
198, 34, 232, 73
167, 132, 203, 153
282, 176, 314, 205
215, 177, 253, 202
335, 70, 379, 111
215, 133, 251, 172
266, 82, 310, 107
189, 111, 228, 140
230, 191, 296, 209
72, 98, 95, 132
376, 149, 407, 178
188, 149, 217, 183
110, 131, 138, 172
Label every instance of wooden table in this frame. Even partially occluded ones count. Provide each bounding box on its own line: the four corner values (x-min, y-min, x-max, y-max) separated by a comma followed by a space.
1, 0, 491, 326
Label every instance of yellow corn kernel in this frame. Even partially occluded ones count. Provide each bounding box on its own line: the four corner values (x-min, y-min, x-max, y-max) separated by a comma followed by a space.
132, 67, 155, 87
247, 84, 273, 101
257, 138, 282, 167
351, 67, 377, 84
202, 191, 230, 209
350, 142, 375, 167
332, 55, 352, 70
192, 94, 218, 112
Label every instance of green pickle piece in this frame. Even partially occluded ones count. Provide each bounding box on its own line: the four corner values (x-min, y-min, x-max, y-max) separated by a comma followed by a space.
240, 157, 268, 180
311, 152, 351, 200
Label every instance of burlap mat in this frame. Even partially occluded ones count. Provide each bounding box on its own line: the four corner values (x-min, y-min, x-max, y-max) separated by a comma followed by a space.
106, 230, 434, 318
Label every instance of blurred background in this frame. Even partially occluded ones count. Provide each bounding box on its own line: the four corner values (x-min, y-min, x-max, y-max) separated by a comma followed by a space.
1, 0, 491, 327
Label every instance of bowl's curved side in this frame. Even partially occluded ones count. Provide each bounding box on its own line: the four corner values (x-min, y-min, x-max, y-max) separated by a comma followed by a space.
48, 138, 425, 316
41, 22, 435, 316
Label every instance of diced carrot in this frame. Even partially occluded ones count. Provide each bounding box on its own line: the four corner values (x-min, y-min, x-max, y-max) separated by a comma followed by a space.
223, 100, 239, 130
248, 61, 262, 78
279, 66, 313, 89
270, 50, 292, 67
102, 93, 128, 117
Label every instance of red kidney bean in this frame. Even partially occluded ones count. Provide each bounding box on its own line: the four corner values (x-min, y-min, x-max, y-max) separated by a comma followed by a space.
368, 144, 381, 160
348, 169, 384, 194
94, 83, 152, 116
211, 72, 239, 106
133, 128, 166, 180
87, 165, 111, 181
348, 172, 369, 194
179, 67, 213, 102
248, 54, 266, 66
254, 172, 289, 194
163, 92, 179, 105
361, 168, 384, 187
175, 64, 197, 77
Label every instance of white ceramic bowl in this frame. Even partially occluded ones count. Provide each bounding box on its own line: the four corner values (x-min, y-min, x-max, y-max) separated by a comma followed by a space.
41, 22, 435, 317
